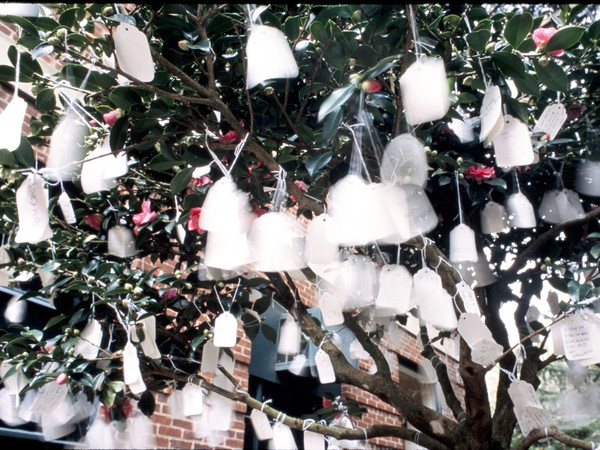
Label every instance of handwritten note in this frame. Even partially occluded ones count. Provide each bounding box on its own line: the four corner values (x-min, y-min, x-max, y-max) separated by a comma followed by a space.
561, 316, 596, 361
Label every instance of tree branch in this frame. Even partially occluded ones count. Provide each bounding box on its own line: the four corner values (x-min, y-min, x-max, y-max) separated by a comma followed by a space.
514, 426, 598, 450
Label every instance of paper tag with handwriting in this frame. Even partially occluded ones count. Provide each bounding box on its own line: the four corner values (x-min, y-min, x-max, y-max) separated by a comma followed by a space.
480, 85, 503, 143
31, 383, 69, 414
457, 313, 492, 346
213, 312, 238, 348
533, 103, 567, 141
304, 430, 326, 450
561, 315, 598, 362
15, 173, 53, 244
250, 409, 273, 441
514, 405, 555, 437
315, 348, 336, 384
508, 380, 544, 410
182, 382, 204, 416
201, 339, 220, 373
455, 281, 480, 315
470, 338, 503, 367
57, 191, 77, 224
319, 291, 344, 326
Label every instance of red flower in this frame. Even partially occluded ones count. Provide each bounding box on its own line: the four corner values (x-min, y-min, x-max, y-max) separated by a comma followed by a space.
103, 109, 122, 127
361, 79, 383, 93
220, 130, 240, 144
464, 165, 496, 183
295, 180, 308, 191
187, 207, 206, 233
163, 288, 179, 301
85, 213, 102, 231
132, 200, 159, 227
193, 175, 213, 187
322, 397, 332, 408
251, 202, 267, 218
567, 103, 587, 121
55, 373, 68, 385
532, 27, 564, 57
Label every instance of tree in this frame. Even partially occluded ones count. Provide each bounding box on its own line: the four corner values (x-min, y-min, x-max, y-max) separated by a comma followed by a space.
0, 3, 599, 449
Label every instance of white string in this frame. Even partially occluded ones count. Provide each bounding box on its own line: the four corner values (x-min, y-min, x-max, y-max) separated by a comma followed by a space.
271, 166, 287, 212
228, 132, 249, 176
214, 285, 228, 313
14, 27, 21, 96
462, 15, 490, 87
414, 431, 421, 445
362, 428, 368, 440
500, 367, 516, 383
343, 123, 371, 183
302, 418, 315, 431
408, 5, 421, 59
455, 170, 463, 224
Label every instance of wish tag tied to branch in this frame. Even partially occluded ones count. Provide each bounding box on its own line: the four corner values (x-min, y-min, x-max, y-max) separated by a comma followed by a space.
375, 264, 413, 317
514, 405, 555, 438
270, 421, 298, 450
480, 85, 504, 145
492, 115, 535, 169
533, 103, 567, 141
318, 290, 344, 326
315, 348, 336, 384
304, 429, 326, 450
213, 312, 238, 348
413, 268, 457, 331
113, 23, 155, 82
470, 337, 503, 367
250, 409, 274, 441
107, 225, 137, 258
130, 314, 161, 359
0, 96, 27, 151
15, 173, 53, 244
480, 200, 509, 234
277, 314, 301, 356
31, 382, 69, 415
73, 319, 102, 360
455, 282, 480, 315
181, 382, 204, 417
457, 313, 502, 365
57, 191, 76, 224
560, 313, 600, 365
508, 380, 554, 437
123, 341, 146, 394
201, 339, 220, 373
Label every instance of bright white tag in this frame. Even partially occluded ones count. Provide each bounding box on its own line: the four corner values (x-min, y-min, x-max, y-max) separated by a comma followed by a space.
73, 319, 102, 360
130, 314, 161, 359
169, 389, 186, 419
561, 315, 598, 362
349, 339, 370, 360
58, 191, 77, 224
318, 291, 344, 326
250, 409, 274, 441
550, 321, 565, 356
304, 430, 326, 450
277, 315, 301, 356
0, 96, 27, 151
182, 382, 204, 416
0, 362, 26, 395
415, 269, 457, 331
457, 313, 493, 346
480, 85, 503, 143
46, 108, 88, 182
375, 264, 413, 317
470, 338, 503, 367
514, 405, 555, 437
213, 312, 238, 348
288, 353, 307, 376
201, 339, 220, 373
315, 348, 336, 384
207, 392, 234, 431
492, 115, 535, 168
455, 282, 480, 315
271, 422, 298, 450
533, 103, 567, 141
113, 23, 155, 82
508, 380, 544, 410
31, 383, 69, 414
107, 225, 137, 258
15, 173, 53, 244
123, 342, 146, 394
449, 224, 478, 263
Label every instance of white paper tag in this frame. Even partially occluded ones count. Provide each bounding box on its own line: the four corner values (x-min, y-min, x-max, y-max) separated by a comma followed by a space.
169, 389, 186, 419
561, 315, 598, 362
58, 191, 77, 224
375, 264, 413, 317
0, 362, 26, 395
15, 174, 53, 244
31, 383, 69, 414
457, 313, 493, 346
415, 269, 457, 331
492, 115, 535, 168
113, 23, 155, 82
550, 321, 565, 356
455, 282, 480, 315
250, 409, 274, 441
315, 348, 336, 384
0, 96, 27, 151
73, 319, 102, 360
182, 382, 204, 416
218, 350, 235, 377
213, 312, 238, 348
271, 422, 298, 450
508, 380, 544, 410
206, 392, 234, 431
288, 353, 307, 376
277, 315, 301, 356
318, 291, 345, 326
201, 339, 220, 373
514, 405, 555, 437
304, 430, 326, 450
533, 103, 567, 141
130, 314, 161, 359
349, 339, 370, 360
470, 338, 503, 367
480, 85, 503, 143
123, 342, 146, 394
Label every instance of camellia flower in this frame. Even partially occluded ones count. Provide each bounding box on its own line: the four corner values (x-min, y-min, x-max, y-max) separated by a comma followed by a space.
567, 103, 587, 121
464, 165, 496, 183
361, 79, 383, 93
532, 27, 564, 57
85, 213, 102, 231
103, 109, 122, 127
322, 397, 332, 408
220, 130, 240, 144
187, 207, 205, 233
192, 174, 213, 187
163, 288, 179, 301
132, 200, 159, 226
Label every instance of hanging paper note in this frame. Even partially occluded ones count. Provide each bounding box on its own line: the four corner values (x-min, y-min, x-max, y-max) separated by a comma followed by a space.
213, 311, 238, 348
380, 134, 428, 187
130, 314, 161, 359
204, 230, 253, 272
470, 338, 503, 367
80, 140, 128, 194
479, 85, 504, 144
480, 200, 508, 234
46, 108, 88, 182
182, 382, 204, 416
413, 268, 457, 331
58, 191, 77, 224
505, 193, 537, 229
349, 339, 370, 360
335, 256, 377, 310
375, 264, 413, 317
246, 24, 299, 89
318, 290, 344, 326
200, 177, 255, 234
113, 23, 155, 82
277, 315, 301, 356
575, 160, 600, 197
107, 225, 137, 258
315, 348, 336, 384
304, 430, 326, 450
73, 319, 103, 360
271, 421, 298, 450
250, 409, 274, 441
123, 342, 146, 394
169, 389, 186, 419
31, 383, 69, 414
561, 314, 600, 364
201, 339, 220, 373
400, 184, 439, 238
455, 281, 481, 315
0, 96, 27, 151
449, 224, 478, 263
207, 392, 234, 431
399, 57, 450, 125
288, 352, 307, 376
492, 115, 535, 168
0, 362, 26, 395
508, 380, 555, 436
304, 214, 339, 265
378, 184, 412, 245
15, 173, 53, 244
0, 246, 12, 287
533, 103, 567, 141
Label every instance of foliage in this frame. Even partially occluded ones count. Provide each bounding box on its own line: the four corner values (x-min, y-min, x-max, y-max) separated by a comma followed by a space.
0, 4, 599, 449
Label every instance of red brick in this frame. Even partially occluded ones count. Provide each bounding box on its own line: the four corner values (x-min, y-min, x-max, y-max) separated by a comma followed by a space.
158, 425, 182, 438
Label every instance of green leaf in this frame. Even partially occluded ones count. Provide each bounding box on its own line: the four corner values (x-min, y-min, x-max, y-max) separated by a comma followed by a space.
261, 323, 277, 344
31, 42, 54, 60
170, 167, 194, 194
322, 107, 343, 145
188, 40, 211, 52
546, 26, 585, 52
457, 93, 478, 104
360, 54, 400, 80
0, 149, 16, 167
241, 311, 261, 340
466, 29, 491, 53
44, 314, 68, 330
309, 21, 328, 44
533, 59, 568, 92
491, 52, 525, 79
106, 14, 137, 26
504, 13, 533, 49
318, 84, 356, 122
306, 151, 332, 177
512, 73, 540, 97
1, 15, 38, 36
591, 243, 600, 259
109, 115, 128, 151
35, 88, 56, 112
108, 87, 142, 111
589, 20, 600, 41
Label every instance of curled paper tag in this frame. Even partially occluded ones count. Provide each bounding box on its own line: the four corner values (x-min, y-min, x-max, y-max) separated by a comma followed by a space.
492, 115, 534, 168
413, 268, 457, 331
123, 342, 146, 394
0, 96, 27, 151
200, 177, 255, 234
455, 282, 480, 315
182, 382, 204, 416
315, 348, 336, 384
80, 141, 127, 194
113, 23, 155, 82
250, 409, 274, 441
479, 85, 503, 144
457, 313, 493, 347
349, 339, 370, 360
73, 319, 102, 360
130, 314, 161, 359
213, 312, 238, 348
533, 103, 567, 141
15, 173, 53, 244
46, 108, 88, 182
58, 191, 77, 224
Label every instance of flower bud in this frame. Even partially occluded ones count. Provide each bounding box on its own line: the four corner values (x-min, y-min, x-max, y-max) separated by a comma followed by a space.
539, 55, 549, 67
178, 40, 190, 51
56, 373, 68, 385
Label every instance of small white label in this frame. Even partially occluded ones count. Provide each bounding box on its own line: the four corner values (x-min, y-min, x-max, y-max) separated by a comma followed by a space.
457, 313, 493, 347
130, 314, 161, 359
304, 430, 326, 450
277, 315, 301, 356
0, 96, 27, 151
250, 409, 274, 441
15, 174, 53, 244
182, 382, 204, 416
319, 291, 345, 326
480, 85, 503, 142
201, 339, 220, 373
561, 315, 597, 361
455, 282, 480, 315
113, 23, 155, 82
271, 422, 298, 450
213, 312, 238, 348
207, 392, 234, 431
470, 338, 503, 367
31, 383, 69, 414
58, 191, 77, 224
169, 389, 186, 419
533, 103, 567, 141
123, 342, 146, 394
514, 405, 555, 437
508, 380, 544, 410
315, 348, 336, 384
73, 319, 102, 360
493, 115, 535, 168
288, 353, 307, 376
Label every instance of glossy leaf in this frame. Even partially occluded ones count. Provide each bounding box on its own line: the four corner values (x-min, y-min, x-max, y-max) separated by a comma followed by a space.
504, 13, 533, 49
546, 26, 586, 52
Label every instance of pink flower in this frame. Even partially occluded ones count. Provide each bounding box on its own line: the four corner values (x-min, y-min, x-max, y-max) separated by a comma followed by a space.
132, 200, 159, 226
251, 202, 267, 218
103, 109, 122, 127
532, 27, 564, 57
163, 288, 179, 301
187, 207, 206, 233
464, 165, 496, 183
193, 175, 213, 187
361, 79, 383, 93
322, 397, 332, 408
295, 180, 308, 191
85, 213, 102, 231
220, 130, 240, 144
